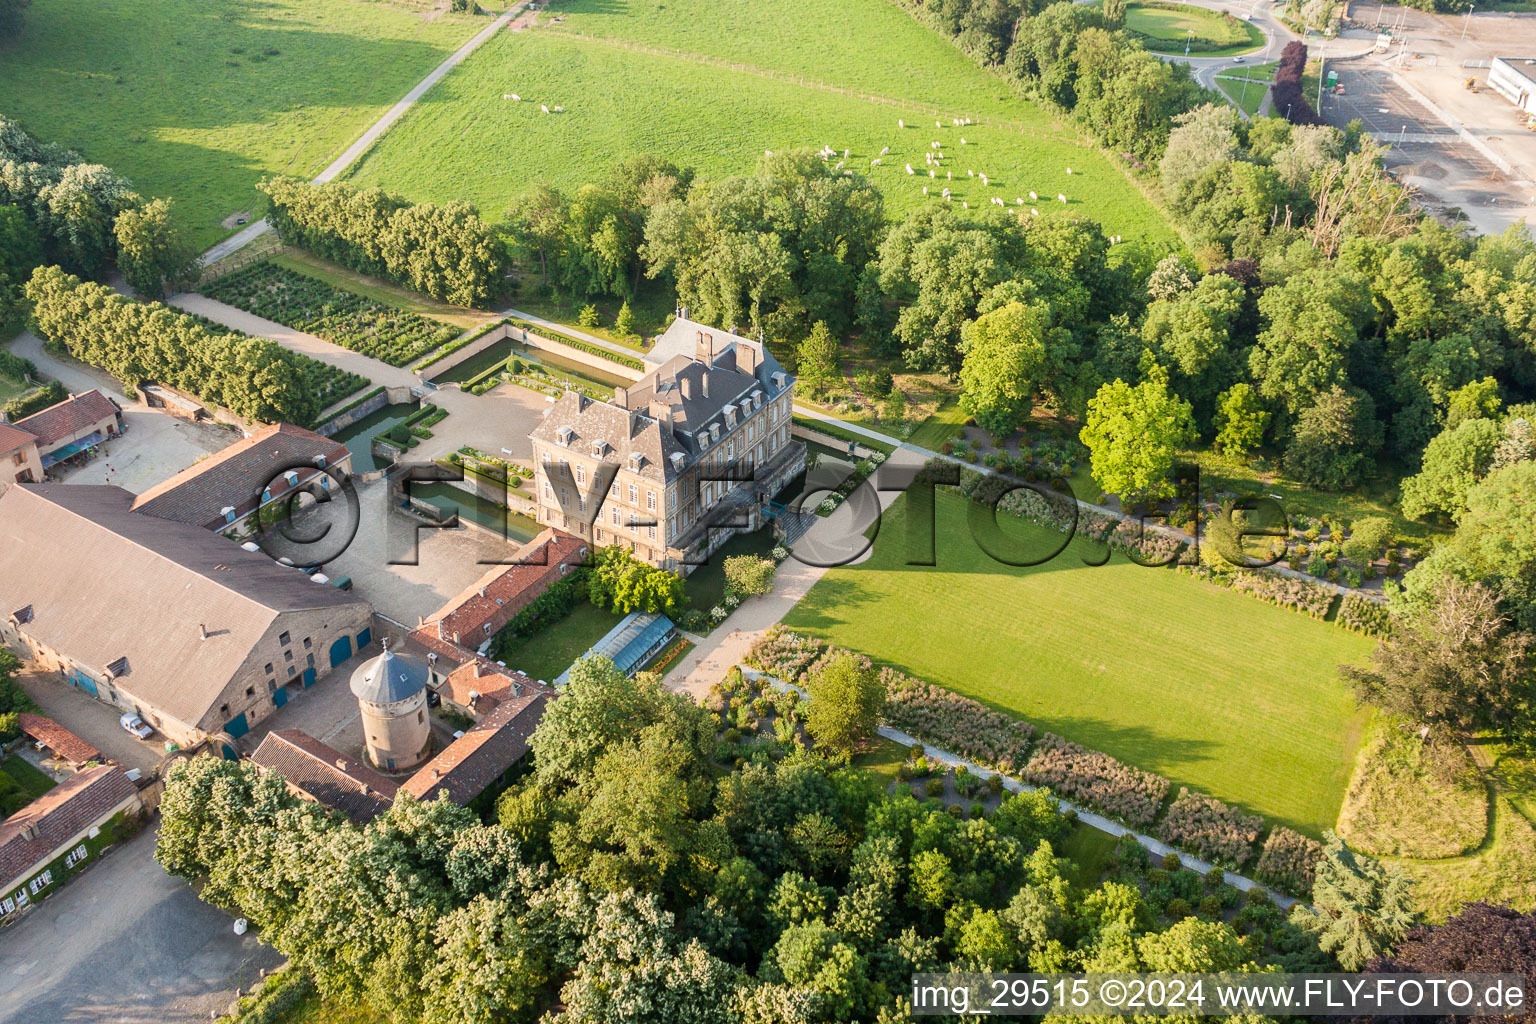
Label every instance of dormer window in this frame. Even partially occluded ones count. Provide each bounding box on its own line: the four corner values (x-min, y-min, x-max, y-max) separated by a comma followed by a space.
772, 371, 787, 389
711, 424, 721, 441
591, 441, 607, 458
628, 452, 643, 471
751, 391, 763, 409
556, 427, 574, 446
725, 408, 736, 428
739, 399, 751, 416
284, 470, 299, 487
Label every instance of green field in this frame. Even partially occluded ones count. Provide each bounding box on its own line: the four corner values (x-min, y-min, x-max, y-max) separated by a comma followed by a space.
0, 0, 499, 247
783, 491, 1374, 834
1125, 2, 1266, 55
346, 0, 1179, 245
1215, 72, 1269, 116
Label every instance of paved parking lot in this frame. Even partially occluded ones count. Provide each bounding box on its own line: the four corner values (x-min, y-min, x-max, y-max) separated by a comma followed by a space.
1324, 61, 1454, 138
0, 825, 282, 1024
13, 662, 165, 773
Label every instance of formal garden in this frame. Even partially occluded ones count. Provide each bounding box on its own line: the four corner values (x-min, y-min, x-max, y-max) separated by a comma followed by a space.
201, 262, 461, 367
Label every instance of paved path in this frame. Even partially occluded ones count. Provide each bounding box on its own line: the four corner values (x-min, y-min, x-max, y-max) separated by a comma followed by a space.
198, 3, 528, 267
0, 825, 282, 1024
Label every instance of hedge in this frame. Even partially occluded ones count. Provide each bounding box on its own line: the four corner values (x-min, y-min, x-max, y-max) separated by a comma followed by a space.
1158, 787, 1263, 869
1023, 733, 1172, 826
505, 317, 645, 371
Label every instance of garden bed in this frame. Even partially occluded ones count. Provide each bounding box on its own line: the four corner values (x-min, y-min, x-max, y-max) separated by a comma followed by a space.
202, 262, 460, 366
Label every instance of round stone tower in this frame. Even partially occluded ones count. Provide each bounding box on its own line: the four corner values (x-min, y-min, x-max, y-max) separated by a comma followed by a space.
349, 641, 432, 772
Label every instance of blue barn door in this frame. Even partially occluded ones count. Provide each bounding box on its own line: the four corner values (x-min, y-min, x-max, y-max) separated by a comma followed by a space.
273, 687, 289, 708
223, 713, 249, 738
356, 627, 372, 650
220, 740, 240, 761
68, 668, 98, 697
328, 636, 352, 668
302, 667, 317, 687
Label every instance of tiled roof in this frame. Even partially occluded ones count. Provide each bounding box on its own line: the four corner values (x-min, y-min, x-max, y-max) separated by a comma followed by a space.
401, 692, 547, 805
16, 714, 100, 766
438, 656, 545, 712
132, 423, 349, 530
0, 765, 138, 891
251, 730, 398, 824
0, 484, 369, 730
14, 390, 120, 447
419, 529, 588, 647
0, 423, 36, 458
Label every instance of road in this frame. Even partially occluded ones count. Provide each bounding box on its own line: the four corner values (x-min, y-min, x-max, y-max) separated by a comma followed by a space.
0, 825, 282, 1024
198, 2, 529, 268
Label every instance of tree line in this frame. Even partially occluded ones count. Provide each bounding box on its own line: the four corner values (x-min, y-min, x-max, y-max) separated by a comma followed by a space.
259, 176, 510, 308
25, 265, 327, 425
0, 116, 199, 307
154, 653, 1529, 1024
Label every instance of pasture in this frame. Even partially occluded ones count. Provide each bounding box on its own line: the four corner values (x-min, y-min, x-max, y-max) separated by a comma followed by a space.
346, 0, 1180, 244
0, 0, 498, 247
782, 490, 1374, 835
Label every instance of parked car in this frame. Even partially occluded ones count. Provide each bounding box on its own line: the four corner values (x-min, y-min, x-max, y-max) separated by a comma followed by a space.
120, 712, 153, 739
329, 575, 353, 591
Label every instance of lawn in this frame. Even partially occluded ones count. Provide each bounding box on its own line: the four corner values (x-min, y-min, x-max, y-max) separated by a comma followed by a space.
683, 528, 781, 620
0, 757, 57, 816
854, 736, 911, 789
1338, 721, 1489, 859
345, 0, 1180, 247
494, 600, 623, 685
0, 0, 502, 247
1124, 2, 1266, 55
782, 490, 1374, 835
1215, 72, 1269, 117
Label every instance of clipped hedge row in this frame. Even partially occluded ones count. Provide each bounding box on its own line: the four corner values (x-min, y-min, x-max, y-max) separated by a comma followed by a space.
1023, 733, 1171, 826
1159, 787, 1264, 869
505, 317, 645, 371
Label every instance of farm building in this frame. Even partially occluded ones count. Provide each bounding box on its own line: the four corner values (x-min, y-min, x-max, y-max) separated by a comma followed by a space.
12, 389, 123, 471
251, 729, 398, 823
131, 422, 352, 535
0, 423, 41, 494
0, 765, 142, 923
0, 484, 373, 750
1490, 57, 1536, 115
528, 313, 803, 573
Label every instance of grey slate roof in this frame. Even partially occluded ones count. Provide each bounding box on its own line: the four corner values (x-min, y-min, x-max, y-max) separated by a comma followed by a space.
530, 316, 793, 484
132, 423, 349, 529
0, 484, 368, 729
350, 645, 430, 706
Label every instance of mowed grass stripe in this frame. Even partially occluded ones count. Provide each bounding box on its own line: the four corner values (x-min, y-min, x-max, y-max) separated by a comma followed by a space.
348, 31, 1179, 242
783, 492, 1372, 835
0, 0, 496, 246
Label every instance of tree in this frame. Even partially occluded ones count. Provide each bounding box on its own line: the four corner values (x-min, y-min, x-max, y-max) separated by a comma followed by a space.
1213, 383, 1268, 457
796, 321, 841, 398
1250, 268, 1371, 419
1145, 254, 1195, 302
1292, 832, 1415, 971
1158, 105, 1242, 209
1449, 461, 1536, 621
723, 555, 776, 598
881, 387, 907, 424
505, 182, 567, 279
113, 198, 198, 299
1139, 273, 1245, 418
615, 301, 636, 339
1284, 386, 1383, 490
958, 300, 1052, 436
1399, 418, 1503, 522
38, 163, 141, 277
1341, 516, 1393, 566
1366, 902, 1536, 1024
588, 546, 684, 614
1079, 365, 1196, 500
1344, 577, 1533, 735
805, 653, 883, 754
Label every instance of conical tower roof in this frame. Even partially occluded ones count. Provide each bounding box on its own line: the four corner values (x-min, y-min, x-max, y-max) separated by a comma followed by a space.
350, 641, 430, 706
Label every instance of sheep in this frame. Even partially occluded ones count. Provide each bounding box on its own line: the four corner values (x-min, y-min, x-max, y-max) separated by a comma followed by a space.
968, 169, 974, 177
960, 137, 967, 145
932, 141, 940, 149
906, 164, 914, 174
935, 120, 941, 127
843, 148, 849, 159
965, 117, 972, 124
929, 169, 936, 178
980, 174, 988, 186
898, 118, 905, 128
540, 104, 549, 113
1031, 208, 1040, 217
1066, 167, 1072, 175
835, 161, 844, 170
870, 157, 882, 166
1057, 193, 1067, 203
880, 146, 889, 155
765, 150, 773, 157
962, 201, 969, 208
1015, 198, 1023, 205
1029, 190, 1038, 201
947, 171, 952, 180
552, 105, 563, 112
923, 186, 929, 194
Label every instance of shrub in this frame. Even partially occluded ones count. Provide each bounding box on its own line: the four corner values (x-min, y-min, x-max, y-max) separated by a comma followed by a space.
1162, 852, 1183, 871
1253, 826, 1324, 896
1158, 788, 1263, 868
882, 669, 1033, 772
925, 777, 946, 798
1166, 898, 1192, 920
745, 626, 828, 683
1199, 896, 1222, 917
723, 554, 777, 598
1229, 571, 1336, 618
970, 802, 986, 819
1023, 733, 1171, 825
1337, 593, 1390, 635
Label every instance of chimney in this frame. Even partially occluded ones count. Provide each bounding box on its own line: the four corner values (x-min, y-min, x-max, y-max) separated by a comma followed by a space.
20, 822, 38, 841
649, 401, 673, 436
736, 342, 761, 375
681, 377, 692, 399
612, 386, 628, 409
334, 759, 348, 771
701, 374, 710, 399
